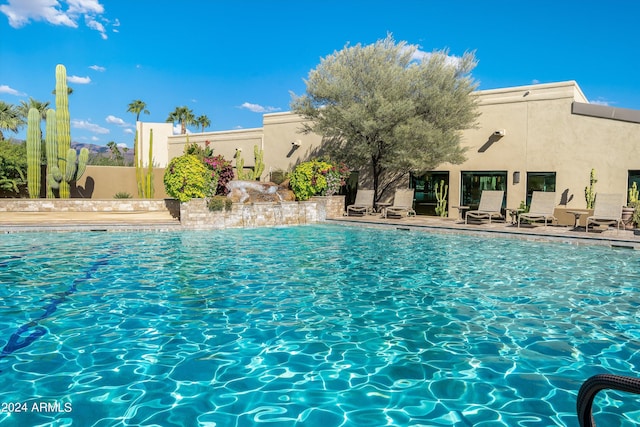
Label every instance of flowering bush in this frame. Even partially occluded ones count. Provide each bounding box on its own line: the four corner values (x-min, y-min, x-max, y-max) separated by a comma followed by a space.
289, 160, 350, 201
183, 143, 233, 196
203, 155, 234, 196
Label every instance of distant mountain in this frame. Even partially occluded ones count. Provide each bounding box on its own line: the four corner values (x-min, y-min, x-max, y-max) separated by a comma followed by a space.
6, 139, 134, 165
72, 142, 135, 165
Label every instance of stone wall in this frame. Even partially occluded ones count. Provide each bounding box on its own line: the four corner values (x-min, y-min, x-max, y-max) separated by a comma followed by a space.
179, 195, 345, 228
0, 195, 345, 229
0, 199, 179, 215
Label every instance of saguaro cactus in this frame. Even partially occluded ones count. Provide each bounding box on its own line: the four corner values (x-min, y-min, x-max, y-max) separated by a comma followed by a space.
48, 64, 89, 197
26, 108, 42, 198
45, 108, 57, 198
55, 64, 71, 198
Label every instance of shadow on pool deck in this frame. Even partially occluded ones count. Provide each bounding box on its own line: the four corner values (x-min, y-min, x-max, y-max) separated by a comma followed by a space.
1, 210, 640, 249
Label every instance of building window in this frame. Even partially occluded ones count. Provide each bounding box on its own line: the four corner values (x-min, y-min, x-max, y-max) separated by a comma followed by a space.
628, 170, 640, 204
410, 172, 449, 216
460, 171, 507, 210
525, 172, 556, 206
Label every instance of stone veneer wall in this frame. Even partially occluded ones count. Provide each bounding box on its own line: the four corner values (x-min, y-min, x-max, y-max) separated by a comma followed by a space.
0, 199, 180, 214
180, 195, 345, 228
0, 195, 345, 229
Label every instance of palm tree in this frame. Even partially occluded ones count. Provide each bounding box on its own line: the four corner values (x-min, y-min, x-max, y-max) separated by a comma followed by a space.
0, 101, 22, 141
127, 100, 150, 122
17, 98, 50, 136
195, 114, 211, 133
17, 97, 50, 121
166, 106, 195, 135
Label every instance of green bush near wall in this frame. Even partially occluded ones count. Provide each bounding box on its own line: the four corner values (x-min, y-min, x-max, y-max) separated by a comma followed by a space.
163, 154, 211, 202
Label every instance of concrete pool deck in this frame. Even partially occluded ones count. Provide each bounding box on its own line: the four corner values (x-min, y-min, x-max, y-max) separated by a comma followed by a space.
328, 214, 640, 249
1, 209, 639, 249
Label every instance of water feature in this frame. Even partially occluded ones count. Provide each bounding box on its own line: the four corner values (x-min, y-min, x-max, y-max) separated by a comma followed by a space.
0, 225, 638, 426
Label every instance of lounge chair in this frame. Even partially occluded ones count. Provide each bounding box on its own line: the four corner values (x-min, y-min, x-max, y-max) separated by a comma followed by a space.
586, 193, 624, 232
465, 190, 504, 224
383, 189, 416, 218
346, 189, 375, 216
517, 191, 557, 228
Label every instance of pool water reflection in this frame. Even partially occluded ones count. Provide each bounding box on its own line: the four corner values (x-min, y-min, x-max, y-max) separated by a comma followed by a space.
0, 225, 639, 426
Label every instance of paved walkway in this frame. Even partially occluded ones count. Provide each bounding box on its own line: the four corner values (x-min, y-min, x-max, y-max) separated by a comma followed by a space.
1, 210, 639, 249
0, 210, 181, 232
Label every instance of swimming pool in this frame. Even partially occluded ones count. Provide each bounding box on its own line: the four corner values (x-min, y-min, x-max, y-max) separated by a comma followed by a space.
0, 224, 638, 426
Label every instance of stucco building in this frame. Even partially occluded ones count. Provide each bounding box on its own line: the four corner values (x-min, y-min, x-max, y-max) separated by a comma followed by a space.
153, 80, 640, 218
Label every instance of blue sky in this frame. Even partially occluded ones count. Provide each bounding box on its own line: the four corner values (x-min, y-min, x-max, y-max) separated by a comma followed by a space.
1, 0, 639, 148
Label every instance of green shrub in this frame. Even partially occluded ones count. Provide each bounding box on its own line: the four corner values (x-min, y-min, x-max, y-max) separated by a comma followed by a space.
207, 195, 232, 212
270, 169, 288, 184
289, 160, 350, 201
0, 139, 27, 195
114, 192, 132, 199
163, 154, 211, 202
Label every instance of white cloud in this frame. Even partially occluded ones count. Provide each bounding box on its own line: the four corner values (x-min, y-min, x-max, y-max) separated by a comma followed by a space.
67, 75, 91, 84
89, 64, 105, 72
0, 0, 113, 39
590, 99, 611, 107
72, 119, 109, 134
239, 102, 281, 113
105, 115, 126, 126
123, 128, 134, 135
0, 84, 25, 96
116, 142, 128, 149
411, 48, 462, 68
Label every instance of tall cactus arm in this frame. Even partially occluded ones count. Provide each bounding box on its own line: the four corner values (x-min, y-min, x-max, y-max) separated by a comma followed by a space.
64, 148, 77, 182
76, 148, 89, 179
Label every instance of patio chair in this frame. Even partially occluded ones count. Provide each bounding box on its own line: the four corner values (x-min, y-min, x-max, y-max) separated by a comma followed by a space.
346, 189, 375, 216
586, 193, 624, 232
465, 190, 504, 224
383, 189, 416, 218
517, 191, 557, 228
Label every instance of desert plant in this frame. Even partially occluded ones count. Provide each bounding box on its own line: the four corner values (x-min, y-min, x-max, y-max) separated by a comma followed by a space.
629, 182, 638, 205
269, 169, 288, 185
584, 168, 597, 209
54, 64, 72, 197
114, 192, 132, 199
44, 108, 56, 198
207, 195, 232, 212
134, 128, 154, 198
163, 154, 211, 202
234, 145, 264, 181
47, 65, 88, 198
26, 108, 41, 198
434, 180, 448, 217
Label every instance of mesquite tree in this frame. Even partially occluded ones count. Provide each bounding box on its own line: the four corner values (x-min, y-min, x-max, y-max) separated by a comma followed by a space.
290, 34, 479, 202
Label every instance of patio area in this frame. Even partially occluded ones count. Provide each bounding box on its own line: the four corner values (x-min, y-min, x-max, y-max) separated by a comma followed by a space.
329, 214, 640, 249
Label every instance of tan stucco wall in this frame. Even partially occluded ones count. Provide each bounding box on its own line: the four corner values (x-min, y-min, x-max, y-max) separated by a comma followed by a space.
136, 122, 173, 167
75, 166, 169, 199
167, 128, 265, 175
158, 80, 640, 215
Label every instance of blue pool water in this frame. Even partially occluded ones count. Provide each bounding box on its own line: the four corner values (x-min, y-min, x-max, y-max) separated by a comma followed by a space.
0, 224, 639, 426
